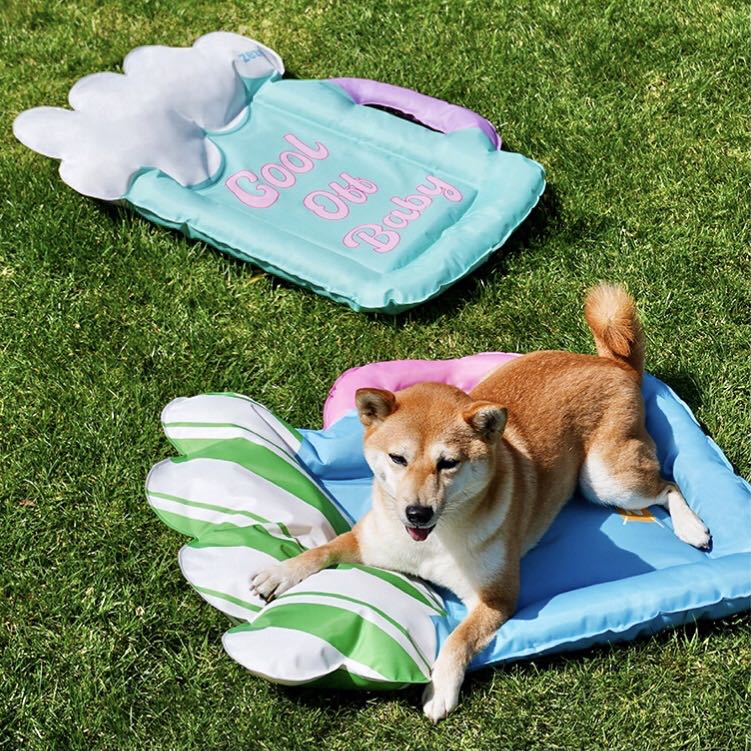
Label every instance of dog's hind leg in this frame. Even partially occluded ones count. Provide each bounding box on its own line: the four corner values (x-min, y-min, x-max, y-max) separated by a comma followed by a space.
580, 436, 711, 549
660, 483, 711, 548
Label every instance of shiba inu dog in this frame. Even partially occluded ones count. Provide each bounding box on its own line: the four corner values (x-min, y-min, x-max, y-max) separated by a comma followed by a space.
250, 284, 710, 721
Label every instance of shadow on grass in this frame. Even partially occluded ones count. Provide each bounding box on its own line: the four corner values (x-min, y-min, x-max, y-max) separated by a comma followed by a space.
87, 135, 561, 323
460, 609, 750, 695
386, 181, 562, 326
275, 611, 749, 716
650, 367, 703, 413
648, 367, 748, 479
239, 180, 559, 322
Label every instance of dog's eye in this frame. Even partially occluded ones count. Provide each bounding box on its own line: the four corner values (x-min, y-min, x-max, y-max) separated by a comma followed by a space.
437, 457, 459, 471
389, 453, 408, 466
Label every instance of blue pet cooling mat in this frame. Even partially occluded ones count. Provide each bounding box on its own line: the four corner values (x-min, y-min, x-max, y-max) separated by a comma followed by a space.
145, 354, 750, 688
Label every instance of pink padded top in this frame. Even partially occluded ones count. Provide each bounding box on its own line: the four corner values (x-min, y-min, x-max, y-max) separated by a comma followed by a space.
323, 352, 519, 427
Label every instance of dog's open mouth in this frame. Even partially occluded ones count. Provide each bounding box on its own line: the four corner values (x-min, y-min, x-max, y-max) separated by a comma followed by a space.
405, 525, 434, 542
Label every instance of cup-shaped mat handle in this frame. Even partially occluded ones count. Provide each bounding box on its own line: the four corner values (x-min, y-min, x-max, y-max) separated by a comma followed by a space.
329, 77, 501, 150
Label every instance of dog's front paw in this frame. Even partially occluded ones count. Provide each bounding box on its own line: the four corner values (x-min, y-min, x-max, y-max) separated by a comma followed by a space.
250, 560, 304, 601
422, 660, 463, 723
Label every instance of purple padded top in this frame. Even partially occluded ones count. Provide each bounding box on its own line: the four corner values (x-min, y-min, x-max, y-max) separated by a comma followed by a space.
330, 77, 502, 150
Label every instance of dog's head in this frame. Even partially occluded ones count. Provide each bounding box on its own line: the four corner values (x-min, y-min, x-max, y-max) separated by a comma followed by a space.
356, 382, 507, 542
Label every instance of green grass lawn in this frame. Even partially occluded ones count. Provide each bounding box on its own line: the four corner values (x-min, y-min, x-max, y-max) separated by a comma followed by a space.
1, 0, 749, 748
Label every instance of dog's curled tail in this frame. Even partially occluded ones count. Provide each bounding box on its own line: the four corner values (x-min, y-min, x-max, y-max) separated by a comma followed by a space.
584, 283, 645, 375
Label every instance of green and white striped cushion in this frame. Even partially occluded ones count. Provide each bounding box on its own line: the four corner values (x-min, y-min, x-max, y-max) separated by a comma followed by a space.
146, 394, 444, 688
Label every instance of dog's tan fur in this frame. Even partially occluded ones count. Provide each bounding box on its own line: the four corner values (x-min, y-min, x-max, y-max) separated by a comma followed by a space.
251, 284, 710, 721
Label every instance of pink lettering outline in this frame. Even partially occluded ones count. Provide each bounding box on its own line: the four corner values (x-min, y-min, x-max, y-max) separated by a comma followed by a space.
284, 133, 329, 160
392, 194, 432, 212
387, 203, 421, 222
417, 175, 463, 202
330, 178, 367, 204
280, 150, 314, 173
343, 224, 400, 253
304, 190, 350, 220
341, 173, 378, 194
261, 163, 295, 188
225, 170, 279, 209
383, 212, 410, 229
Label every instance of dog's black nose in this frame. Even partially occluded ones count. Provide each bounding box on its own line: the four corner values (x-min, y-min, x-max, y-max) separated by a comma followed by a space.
405, 505, 434, 526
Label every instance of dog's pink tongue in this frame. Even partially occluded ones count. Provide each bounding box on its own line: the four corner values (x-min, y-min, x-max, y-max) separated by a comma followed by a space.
406, 526, 431, 542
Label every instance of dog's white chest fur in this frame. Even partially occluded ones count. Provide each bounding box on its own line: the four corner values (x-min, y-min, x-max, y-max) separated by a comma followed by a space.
356, 499, 504, 605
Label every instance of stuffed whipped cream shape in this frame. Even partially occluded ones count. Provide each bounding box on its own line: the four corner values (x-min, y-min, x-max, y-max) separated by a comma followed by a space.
146, 393, 444, 688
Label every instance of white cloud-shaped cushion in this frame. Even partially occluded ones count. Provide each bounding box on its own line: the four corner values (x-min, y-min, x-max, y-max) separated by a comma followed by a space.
13, 32, 283, 199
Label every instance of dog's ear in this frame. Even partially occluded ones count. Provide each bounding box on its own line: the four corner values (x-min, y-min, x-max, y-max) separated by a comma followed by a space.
356, 388, 397, 426
463, 402, 507, 441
